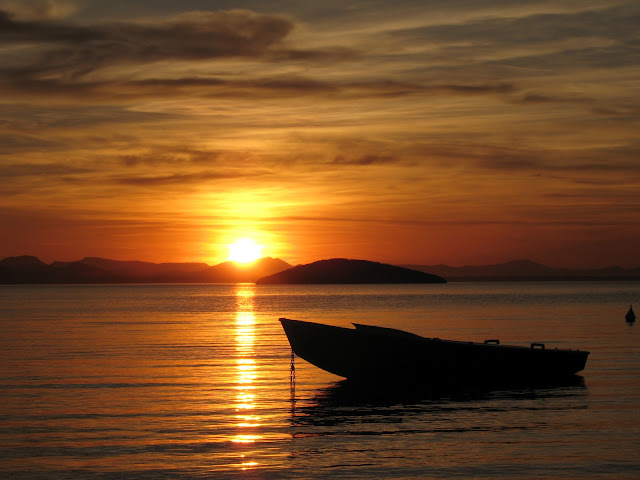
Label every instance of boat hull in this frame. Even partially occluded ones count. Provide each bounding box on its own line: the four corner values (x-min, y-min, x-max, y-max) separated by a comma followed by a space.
279, 318, 589, 384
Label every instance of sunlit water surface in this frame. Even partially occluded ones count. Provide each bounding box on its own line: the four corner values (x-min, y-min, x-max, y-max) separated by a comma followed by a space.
1, 282, 638, 479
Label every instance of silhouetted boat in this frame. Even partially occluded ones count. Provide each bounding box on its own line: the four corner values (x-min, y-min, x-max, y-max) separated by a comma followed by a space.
626, 305, 636, 323
279, 318, 589, 385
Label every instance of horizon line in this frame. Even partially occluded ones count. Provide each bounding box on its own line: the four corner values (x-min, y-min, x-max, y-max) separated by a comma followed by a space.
1, 254, 638, 272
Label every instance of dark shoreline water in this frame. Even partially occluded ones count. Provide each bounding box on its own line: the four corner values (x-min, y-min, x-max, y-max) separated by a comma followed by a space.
1, 282, 638, 479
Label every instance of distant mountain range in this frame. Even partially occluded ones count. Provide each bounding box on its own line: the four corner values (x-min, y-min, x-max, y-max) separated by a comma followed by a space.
402, 259, 640, 281
0, 255, 291, 284
1, 255, 639, 284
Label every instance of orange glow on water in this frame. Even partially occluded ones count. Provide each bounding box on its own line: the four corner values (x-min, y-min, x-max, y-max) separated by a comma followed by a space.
233, 285, 262, 451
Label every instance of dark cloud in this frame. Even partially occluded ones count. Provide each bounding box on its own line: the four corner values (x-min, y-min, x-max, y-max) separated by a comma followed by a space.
0, 70, 519, 102
432, 83, 514, 95
339, 81, 515, 98
0, 7, 525, 102
406, 140, 640, 175
591, 104, 640, 116
0, 9, 99, 43
385, 4, 640, 77
492, 43, 640, 72
127, 75, 338, 98
0, 5, 524, 101
0, 161, 95, 195
332, 154, 397, 166
516, 93, 594, 105
0, 162, 92, 177
391, 5, 639, 48
266, 213, 629, 228
0, 104, 169, 131
0, 133, 60, 152
118, 148, 253, 167
407, 142, 544, 171
118, 150, 217, 167
110, 169, 269, 187
127, 77, 515, 99
0, 8, 366, 102
0, 9, 294, 79
265, 45, 357, 62
0, 206, 180, 231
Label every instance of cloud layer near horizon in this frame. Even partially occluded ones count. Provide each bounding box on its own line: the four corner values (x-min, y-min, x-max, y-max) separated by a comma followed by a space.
1, 0, 639, 267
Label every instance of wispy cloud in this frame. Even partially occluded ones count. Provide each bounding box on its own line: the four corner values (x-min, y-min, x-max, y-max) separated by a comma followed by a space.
0, 134, 60, 152
332, 154, 398, 166
1, 1, 639, 266
0, 0, 77, 21
0, 161, 91, 177
109, 169, 269, 187
0, 9, 293, 68
0, 8, 359, 86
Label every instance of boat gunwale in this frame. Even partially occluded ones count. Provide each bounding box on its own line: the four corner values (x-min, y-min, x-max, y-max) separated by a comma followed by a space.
280, 317, 590, 355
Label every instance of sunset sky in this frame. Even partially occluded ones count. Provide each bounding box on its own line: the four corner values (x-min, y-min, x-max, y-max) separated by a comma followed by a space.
1, 0, 639, 268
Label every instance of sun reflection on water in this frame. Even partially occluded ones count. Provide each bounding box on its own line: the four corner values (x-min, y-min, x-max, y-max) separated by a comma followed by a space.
233, 285, 261, 450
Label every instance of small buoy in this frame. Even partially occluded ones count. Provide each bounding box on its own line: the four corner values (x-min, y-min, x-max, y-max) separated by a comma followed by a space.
626, 305, 636, 323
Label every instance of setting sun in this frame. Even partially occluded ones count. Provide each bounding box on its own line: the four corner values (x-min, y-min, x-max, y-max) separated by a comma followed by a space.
228, 238, 264, 263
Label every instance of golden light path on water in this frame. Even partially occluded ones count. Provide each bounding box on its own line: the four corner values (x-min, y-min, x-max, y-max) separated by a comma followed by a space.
233, 284, 261, 470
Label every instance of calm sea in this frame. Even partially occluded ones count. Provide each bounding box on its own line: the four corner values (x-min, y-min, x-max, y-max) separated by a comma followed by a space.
1, 282, 638, 479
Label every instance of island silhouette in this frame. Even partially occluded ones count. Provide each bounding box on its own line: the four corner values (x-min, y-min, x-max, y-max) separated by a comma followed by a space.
256, 258, 446, 284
